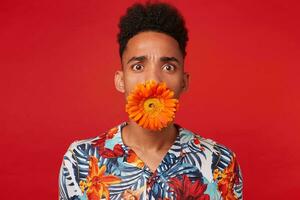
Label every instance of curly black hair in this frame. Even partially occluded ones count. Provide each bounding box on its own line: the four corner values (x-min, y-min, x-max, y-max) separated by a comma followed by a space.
117, 1, 188, 59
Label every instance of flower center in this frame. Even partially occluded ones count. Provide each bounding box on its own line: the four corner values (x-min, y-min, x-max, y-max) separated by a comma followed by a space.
144, 98, 163, 113
149, 103, 155, 108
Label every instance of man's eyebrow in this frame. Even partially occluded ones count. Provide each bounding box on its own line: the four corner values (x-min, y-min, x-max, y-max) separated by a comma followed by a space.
127, 56, 146, 64
160, 56, 180, 64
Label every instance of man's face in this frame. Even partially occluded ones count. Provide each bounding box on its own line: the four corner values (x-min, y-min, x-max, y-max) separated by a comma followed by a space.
115, 31, 189, 99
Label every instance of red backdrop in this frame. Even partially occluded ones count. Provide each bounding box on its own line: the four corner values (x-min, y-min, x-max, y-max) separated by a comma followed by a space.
1, 0, 299, 199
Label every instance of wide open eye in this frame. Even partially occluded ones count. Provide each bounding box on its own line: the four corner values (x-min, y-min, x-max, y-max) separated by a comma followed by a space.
162, 64, 176, 72
131, 64, 144, 72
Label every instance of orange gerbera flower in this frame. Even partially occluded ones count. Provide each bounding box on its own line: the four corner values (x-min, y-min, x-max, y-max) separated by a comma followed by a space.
79, 156, 122, 200
125, 80, 179, 131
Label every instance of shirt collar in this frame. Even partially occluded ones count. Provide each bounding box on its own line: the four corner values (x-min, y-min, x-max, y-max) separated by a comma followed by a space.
104, 122, 185, 158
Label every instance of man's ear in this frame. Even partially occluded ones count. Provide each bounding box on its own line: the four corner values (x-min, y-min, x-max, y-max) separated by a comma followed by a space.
114, 70, 125, 93
182, 72, 190, 92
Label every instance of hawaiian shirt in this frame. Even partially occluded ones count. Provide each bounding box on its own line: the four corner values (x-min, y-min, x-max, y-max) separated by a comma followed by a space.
59, 122, 243, 200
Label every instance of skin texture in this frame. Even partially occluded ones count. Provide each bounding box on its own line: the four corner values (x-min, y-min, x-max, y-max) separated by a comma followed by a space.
114, 31, 189, 172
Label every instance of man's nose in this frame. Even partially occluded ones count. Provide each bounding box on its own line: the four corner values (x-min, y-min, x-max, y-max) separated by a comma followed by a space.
145, 66, 162, 83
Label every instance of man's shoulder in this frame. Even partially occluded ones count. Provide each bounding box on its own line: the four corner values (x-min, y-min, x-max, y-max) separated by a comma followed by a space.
179, 126, 237, 170
179, 126, 234, 151
65, 136, 99, 152
62, 124, 122, 159
62, 135, 101, 163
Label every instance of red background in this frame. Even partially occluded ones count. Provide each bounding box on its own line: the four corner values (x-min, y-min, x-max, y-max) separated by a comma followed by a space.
1, 0, 299, 199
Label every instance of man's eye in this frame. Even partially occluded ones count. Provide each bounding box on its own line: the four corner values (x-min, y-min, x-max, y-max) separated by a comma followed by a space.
131, 64, 144, 71
162, 64, 175, 72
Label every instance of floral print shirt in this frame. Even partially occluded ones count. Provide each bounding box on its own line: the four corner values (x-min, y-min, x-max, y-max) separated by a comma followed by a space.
59, 122, 243, 200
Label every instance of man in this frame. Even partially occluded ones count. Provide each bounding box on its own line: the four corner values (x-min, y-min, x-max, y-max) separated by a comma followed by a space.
59, 2, 243, 200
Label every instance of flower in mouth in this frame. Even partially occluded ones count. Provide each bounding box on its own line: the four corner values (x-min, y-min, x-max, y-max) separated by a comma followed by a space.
125, 80, 179, 131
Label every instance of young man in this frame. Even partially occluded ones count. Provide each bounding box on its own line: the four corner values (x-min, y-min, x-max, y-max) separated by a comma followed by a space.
59, 2, 243, 200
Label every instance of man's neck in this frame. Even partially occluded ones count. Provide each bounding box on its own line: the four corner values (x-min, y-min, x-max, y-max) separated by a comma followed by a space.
121, 120, 178, 152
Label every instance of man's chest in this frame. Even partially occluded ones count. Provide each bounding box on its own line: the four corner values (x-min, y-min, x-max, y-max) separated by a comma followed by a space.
78, 152, 215, 200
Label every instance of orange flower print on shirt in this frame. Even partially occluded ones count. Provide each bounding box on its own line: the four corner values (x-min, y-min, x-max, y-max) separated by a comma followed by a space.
126, 149, 145, 169
213, 156, 240, 200
122, 186, 145, 200
79, 156, 121, 200
107, 127, 118, 139
125, 80, 179, 131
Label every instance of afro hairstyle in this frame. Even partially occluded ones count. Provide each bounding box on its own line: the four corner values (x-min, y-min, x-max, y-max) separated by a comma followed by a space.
117, 1, 188, 59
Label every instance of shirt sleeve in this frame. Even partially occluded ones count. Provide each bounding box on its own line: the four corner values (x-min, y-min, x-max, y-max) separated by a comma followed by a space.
232, 155, 243, 199
58, 142, 83, 200
213, 146, 243, 200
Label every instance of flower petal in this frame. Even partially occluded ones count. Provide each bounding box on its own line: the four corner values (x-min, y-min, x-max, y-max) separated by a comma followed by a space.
100, 175, 122, 184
